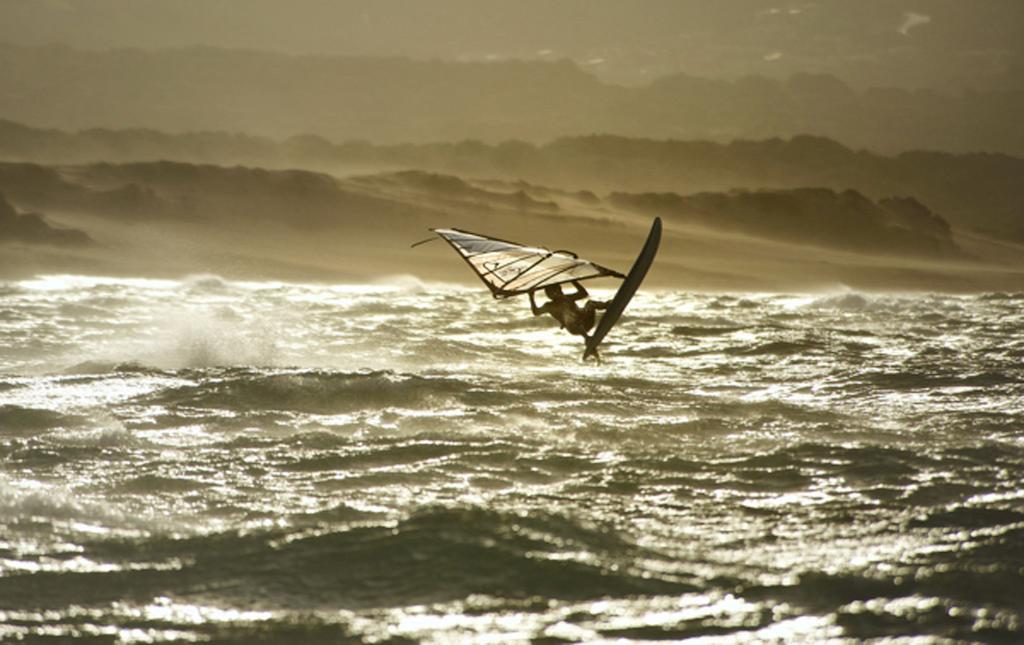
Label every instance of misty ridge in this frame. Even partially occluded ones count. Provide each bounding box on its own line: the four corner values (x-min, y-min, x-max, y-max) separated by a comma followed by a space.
0, 158, 957, 259
0, 155, 998, 294
609, 190, 957, 258
3, 119, 1022, 242
0, 190, 91, 247
1, 43, 1023, 155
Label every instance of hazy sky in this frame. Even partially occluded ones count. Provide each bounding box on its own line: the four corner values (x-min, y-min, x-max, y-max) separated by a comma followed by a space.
0, 0, 1021, 89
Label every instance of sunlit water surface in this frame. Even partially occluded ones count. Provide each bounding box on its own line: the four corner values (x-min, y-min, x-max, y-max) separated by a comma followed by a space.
1, 275, 1022, 643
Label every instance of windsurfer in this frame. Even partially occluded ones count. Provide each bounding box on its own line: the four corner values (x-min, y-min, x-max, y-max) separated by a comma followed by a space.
529, 280, 609, 338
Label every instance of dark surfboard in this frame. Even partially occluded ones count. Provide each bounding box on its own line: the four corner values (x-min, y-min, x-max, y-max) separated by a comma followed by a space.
583, 217, 661, 361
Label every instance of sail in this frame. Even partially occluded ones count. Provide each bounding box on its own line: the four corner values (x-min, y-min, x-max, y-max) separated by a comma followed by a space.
430, 228, 624, 298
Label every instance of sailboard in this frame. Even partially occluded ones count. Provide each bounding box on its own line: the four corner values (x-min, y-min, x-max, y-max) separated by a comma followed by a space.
583, 217, 661, 361
419, 228, 625, 299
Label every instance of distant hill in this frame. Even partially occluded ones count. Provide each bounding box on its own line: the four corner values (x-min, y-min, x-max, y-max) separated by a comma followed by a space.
2, 120, 1021, 240
609, 189, 958, 258
0, 160, 420, 232
0, 43, 1022, 155
0, 191, 91, 247
0, 159, 1019, 290
0, 159, 962, 259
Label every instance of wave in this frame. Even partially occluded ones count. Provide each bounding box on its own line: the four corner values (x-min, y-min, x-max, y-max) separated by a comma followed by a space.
0, 405, 79, 435
801, 292, 956, 314
671, 325, 747, 337
0, 477, 165, 531
290, 501, 387, 525
283, 439, 476, 473
114, 474, 210, 494
0, 507, 693, 611
615, 345, 680, 358
978, 292, 1024, 301
726, 339, 824, 356
62, 360, 168, 375
181, 273, 232, 292
806, 293, 872, 311
861, 370, 1020, 391
371, 273, 434, 294
139, 369, 490, 414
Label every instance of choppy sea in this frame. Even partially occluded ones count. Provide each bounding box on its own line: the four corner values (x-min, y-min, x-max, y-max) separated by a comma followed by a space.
0, 274, 1022, 643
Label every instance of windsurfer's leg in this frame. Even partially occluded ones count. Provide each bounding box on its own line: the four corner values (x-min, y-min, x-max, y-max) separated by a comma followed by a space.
581, 303, 597, 331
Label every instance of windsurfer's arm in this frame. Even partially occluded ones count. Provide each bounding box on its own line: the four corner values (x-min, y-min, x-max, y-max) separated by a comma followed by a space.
529, 290, 545, 316
569, 280, 588, 301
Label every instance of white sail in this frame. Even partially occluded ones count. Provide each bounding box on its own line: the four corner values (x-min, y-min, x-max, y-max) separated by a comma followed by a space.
431, 228, 624, 298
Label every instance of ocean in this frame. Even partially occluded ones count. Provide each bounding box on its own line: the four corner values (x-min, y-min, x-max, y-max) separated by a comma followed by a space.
1, 274, 1022, 643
